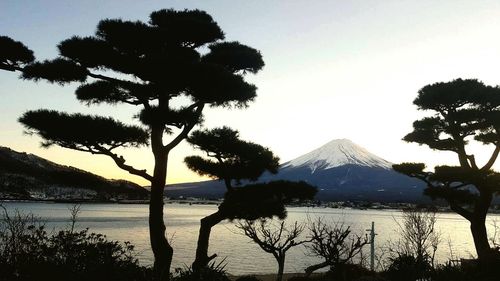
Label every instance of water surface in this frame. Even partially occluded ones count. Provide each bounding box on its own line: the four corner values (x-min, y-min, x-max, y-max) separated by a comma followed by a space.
1, 201, 497, 274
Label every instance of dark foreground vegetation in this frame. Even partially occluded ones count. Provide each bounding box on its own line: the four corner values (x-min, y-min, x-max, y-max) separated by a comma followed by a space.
2, 206, 500, 281
0, 207, 150, 281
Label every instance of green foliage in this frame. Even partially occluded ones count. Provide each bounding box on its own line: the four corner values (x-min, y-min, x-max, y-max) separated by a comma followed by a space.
0, 209, 150, 281
19, 109, 149, 149
0, 36, 34, 69
185, 127, 280, 183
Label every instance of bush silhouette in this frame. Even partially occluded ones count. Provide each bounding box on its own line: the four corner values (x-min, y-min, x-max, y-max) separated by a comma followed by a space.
0, 225, 149, 281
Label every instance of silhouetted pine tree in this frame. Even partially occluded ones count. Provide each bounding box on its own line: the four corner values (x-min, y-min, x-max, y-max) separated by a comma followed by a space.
1, 9, 265, 281
0, 36, 35, 71
184, 126, 317, 271
394, 78, 500, 261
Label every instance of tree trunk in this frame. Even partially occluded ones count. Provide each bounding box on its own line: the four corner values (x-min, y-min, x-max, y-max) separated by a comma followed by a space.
192, 210, 226, 271
150, 152, 173, 281
276, 254, 285, 281
470, 189, 493, 260
305, 261, 330, 276
470, 218, 491, 260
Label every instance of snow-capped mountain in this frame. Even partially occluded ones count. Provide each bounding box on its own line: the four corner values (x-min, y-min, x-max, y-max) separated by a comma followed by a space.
282, 139, 392, 172
165, 139, 426, 202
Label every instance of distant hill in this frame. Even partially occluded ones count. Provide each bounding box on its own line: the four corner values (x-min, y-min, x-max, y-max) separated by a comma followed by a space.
0, 146, 149, 201
165, 139, 427, 203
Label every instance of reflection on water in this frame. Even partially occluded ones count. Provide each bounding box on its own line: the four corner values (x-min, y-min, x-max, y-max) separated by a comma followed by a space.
0, 201, 497, 274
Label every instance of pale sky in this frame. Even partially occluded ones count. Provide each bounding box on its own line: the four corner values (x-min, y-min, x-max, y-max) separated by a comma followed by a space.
2, 0, 500, 185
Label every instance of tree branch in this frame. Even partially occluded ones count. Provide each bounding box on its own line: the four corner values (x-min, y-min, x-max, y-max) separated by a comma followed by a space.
480, 144, 500, 172
90, 146, 153, 182
87, 71, 130, 84
467, 154, 479, 170
164, 102, 204, 151
449, 200, 473, 221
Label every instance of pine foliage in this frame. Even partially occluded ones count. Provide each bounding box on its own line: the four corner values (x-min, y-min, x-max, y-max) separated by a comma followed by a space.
394, 78, 500, 259
185, 127, 279, 182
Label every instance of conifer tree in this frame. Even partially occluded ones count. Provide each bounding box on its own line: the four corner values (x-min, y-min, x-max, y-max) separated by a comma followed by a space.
0, 36, 35, 71
184, 127, 317, 270
394, 78, 500, 261
0, 9, 264, 280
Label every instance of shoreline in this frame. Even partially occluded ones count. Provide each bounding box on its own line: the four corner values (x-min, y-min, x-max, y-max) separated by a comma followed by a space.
2, 198, 500, 214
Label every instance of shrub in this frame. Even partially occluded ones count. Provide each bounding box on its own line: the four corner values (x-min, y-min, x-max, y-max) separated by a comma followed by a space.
429, 256, 500, 281
172, 260, 230, 281
431, 262, 467, 281
322, 264, 375, 281
383, 255, 431, 281
0, 207, 150, 281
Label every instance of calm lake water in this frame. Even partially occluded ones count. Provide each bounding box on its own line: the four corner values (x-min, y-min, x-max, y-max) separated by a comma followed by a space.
1, 201, 499, 274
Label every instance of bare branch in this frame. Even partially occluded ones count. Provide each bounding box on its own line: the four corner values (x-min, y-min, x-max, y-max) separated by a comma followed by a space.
305, 217, 369, 275
236, 219, 306, 281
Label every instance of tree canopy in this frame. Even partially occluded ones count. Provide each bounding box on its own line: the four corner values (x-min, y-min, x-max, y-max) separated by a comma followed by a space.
395, 78, 500, 202
7, 9, 265, 181
394, 78, 500, 260
1, 9, 267, 279
185, 127, 317, 219
185, 126, 280, 184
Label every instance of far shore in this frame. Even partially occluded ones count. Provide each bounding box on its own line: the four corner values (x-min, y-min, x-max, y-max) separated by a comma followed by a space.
2, 197, 500, 214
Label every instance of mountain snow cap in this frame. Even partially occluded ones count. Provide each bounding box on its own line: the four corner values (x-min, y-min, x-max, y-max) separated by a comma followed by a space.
282, 139, 392, 172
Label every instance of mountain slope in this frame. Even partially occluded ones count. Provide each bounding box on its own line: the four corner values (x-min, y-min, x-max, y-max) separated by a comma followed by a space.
165, 139, 426, 202
0, 146, 149, 201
